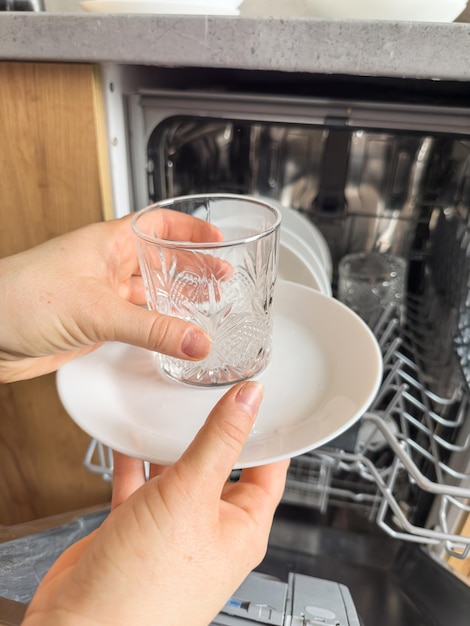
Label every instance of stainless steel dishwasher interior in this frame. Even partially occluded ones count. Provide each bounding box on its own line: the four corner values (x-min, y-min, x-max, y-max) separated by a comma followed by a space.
126, 90, 470, 618
128, 93, 470, 563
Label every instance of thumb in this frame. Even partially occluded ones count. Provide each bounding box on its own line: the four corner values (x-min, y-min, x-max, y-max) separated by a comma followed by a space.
99, 297, 212, 360
176, 381, 264, 494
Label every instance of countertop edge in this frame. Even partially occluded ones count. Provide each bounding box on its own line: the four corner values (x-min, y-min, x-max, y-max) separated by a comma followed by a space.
1, 13, 470, 81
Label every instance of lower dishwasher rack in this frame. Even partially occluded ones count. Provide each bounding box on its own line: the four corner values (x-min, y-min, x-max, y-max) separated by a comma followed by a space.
82, 278, 470, 570
284, 284, 470, 558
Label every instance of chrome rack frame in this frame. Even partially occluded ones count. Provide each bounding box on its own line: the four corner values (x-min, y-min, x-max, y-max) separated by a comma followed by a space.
283, 295, 470, 560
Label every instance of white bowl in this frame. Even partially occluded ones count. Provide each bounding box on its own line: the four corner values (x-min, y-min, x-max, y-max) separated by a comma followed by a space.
309, 0, 466, 22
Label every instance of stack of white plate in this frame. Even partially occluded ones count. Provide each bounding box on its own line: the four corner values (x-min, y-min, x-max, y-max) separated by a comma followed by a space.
80, 0, 242, 14
266, 198, 333, 297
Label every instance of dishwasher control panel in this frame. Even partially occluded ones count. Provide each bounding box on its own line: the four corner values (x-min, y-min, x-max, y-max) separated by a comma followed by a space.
212, 572, 361, 626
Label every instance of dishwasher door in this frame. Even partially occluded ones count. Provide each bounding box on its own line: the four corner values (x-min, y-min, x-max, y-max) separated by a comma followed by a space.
1, 503, 469, 626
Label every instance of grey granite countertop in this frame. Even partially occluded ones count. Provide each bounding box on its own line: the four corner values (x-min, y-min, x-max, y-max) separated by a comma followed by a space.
1, 13, 470, 81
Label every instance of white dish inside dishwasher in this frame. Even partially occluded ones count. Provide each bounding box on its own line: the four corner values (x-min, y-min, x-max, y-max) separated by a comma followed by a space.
280, 228, 332, 296
261, 198, 333, 281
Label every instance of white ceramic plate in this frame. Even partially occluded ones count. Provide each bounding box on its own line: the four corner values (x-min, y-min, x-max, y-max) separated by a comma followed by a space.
281, 228, 332, 296
260, 198, 333, 281
183, 199, 331, 294
80, 1, 240, 14
57, 280, 382, 468
308, 0, 466, 22
279, 242, 327, 294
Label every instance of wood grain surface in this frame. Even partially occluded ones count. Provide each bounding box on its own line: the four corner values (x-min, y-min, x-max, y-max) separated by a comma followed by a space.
447, 512, 470, 583
0, 62, 112, 525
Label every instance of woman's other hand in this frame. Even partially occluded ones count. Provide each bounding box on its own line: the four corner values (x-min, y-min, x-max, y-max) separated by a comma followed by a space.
23, 381, 289, 626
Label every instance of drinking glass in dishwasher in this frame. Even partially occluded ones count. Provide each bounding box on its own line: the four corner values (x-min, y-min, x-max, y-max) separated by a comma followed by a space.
132, 193, 281, 387
338, 251, 408, 328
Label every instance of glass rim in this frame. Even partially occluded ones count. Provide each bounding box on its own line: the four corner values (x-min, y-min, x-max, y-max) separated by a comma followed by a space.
131, 193, 282, 249
338, 251, 408, 269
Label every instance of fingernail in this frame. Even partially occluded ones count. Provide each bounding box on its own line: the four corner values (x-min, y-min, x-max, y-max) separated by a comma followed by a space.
181, 328, 211, 359
235, 381, 264, 417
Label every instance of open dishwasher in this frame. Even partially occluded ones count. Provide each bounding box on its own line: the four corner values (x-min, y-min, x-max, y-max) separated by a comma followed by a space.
2, 67, 470, 625
120, 74, 470, 623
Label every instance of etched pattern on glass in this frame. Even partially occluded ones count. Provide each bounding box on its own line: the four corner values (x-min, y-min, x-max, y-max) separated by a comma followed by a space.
148, 245, 277, 386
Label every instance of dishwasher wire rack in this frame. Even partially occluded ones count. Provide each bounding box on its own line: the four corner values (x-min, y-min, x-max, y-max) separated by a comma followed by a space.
283, 289, 470, 560
82, 288, 470, 560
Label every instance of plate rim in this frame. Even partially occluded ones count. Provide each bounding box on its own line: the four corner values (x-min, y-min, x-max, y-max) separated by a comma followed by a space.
280, 228, 332, 296
262, 198, 333, 280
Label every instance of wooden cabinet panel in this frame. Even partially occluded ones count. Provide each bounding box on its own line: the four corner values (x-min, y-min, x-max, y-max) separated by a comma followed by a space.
0, 62, 112, 525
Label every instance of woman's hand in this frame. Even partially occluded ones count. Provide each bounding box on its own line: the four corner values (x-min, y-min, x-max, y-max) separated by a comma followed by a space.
22, 381, 290, 626
0, 211, 221, 383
